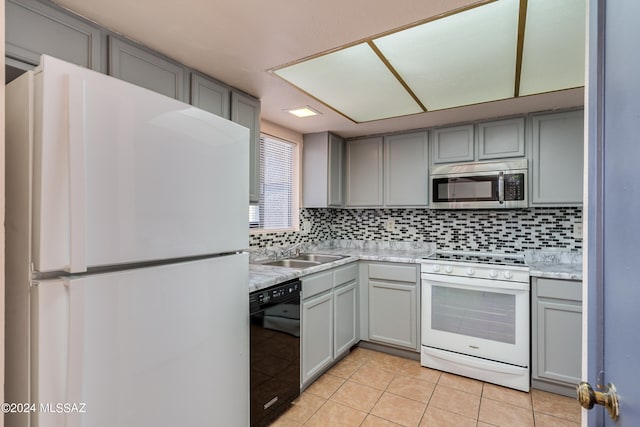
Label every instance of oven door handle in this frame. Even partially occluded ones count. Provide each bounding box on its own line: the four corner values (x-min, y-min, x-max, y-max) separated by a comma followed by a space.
498, 172, 505, 204
421, 275, 529, 292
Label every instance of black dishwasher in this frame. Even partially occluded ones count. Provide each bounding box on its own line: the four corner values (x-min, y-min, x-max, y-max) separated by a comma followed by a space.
250, 279, 301, 427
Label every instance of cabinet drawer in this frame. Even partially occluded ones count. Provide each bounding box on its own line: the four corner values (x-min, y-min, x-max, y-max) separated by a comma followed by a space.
536, 278, 582, 301
368, 263, 417, 283
334, 263, 358, 287
302, 271, 334, 299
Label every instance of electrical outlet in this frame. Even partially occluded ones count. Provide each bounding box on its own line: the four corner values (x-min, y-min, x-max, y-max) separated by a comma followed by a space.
301, 221, 311, 235
385, 219, 395, 232
573, 222, 583, 240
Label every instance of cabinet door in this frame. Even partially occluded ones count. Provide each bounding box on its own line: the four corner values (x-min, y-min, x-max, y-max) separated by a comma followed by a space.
334, 281, 357, 358
6, 0, 102, 71
345, 137, 383, 207
478, 117, 525, 160
431, 124, 474, 164
534, 300, 582, 385
302, 132, 329, 208
108, 36, 188, 102
384, 131, 429, 206
531, 110, 584, 205
368, 280, 417, 350
191, 73, 230, 119
301, 292, 334, 385
231, 91, 261, 204
328, 134, 344, 207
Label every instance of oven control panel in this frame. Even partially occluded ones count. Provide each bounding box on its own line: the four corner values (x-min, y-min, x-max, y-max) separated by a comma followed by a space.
421, 261, 530, 283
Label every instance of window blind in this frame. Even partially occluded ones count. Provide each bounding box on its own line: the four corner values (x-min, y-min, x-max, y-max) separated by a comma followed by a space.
249, 135, 295, 229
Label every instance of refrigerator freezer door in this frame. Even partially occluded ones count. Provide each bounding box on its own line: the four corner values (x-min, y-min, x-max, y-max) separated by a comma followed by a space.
32, 55, 249, 273
60, 254, 249, 427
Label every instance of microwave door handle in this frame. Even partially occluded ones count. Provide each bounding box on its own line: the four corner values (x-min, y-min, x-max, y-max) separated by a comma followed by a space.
498, 172, 505, 204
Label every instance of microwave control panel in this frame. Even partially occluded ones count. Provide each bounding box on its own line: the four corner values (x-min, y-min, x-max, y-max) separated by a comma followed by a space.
504, 173, 525, 201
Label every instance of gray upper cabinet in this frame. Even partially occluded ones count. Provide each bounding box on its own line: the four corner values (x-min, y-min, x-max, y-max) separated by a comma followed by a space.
108, 36, 189, 102
190, 73, 230, 119
530, 110, 584, 205
431, 124, 474, 164
345, 137, 384, 207
302, 132, 344, 208
384, 131, 429, 207
231, 91, 261, 203
6, 0, 102, 71
478, 117, 525, 160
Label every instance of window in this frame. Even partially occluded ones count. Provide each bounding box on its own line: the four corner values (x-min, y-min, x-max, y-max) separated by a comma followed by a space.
250, 134, 299, 231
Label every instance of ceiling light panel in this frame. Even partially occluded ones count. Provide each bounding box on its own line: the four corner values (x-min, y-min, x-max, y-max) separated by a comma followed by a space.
519, 0, 586, 96
274, 43, 423, 122
373, 0, 520, 111
286, 106, 320, 117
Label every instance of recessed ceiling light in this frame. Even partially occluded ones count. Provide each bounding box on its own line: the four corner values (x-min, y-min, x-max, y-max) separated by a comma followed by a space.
286, 106, 321, 118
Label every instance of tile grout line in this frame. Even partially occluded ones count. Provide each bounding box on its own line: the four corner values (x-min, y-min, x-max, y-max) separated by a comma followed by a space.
279, 349, 578, 427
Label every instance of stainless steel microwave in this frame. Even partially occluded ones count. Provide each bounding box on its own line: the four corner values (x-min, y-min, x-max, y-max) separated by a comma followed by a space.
430, 159, 528, 209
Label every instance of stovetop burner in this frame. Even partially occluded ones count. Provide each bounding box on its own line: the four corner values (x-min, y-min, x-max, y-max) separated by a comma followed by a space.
424, 251, 526, 266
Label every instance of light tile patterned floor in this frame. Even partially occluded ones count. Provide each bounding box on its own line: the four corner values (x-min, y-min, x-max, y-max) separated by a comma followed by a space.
271, 347, 581, 427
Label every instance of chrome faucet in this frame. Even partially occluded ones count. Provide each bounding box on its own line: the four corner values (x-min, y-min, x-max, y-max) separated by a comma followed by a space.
283, 242, 305, 258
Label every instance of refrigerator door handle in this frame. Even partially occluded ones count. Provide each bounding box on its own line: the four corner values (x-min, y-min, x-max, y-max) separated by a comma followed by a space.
67, 75, 87, 273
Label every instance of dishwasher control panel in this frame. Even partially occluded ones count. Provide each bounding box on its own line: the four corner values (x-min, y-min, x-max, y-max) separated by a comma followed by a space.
250, 279, 301, 310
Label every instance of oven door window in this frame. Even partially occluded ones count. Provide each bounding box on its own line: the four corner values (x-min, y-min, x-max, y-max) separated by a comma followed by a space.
431, 286, 516, 344
432, 176, 498, 202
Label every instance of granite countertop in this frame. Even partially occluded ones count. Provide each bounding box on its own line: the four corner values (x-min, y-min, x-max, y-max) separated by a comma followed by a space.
248, 242, 584, 292
249, 240, 436, 293
524, 250, 583, 281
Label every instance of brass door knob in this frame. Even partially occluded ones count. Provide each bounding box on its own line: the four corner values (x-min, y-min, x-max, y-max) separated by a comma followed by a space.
577, 381, 619, 421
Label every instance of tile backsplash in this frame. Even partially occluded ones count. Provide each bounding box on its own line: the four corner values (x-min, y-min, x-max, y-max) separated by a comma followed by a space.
249, 207, 583, 254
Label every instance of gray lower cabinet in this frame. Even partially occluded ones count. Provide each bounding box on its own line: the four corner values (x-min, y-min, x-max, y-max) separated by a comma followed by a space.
190, 72, 230, 119
108, 36, 189, 102
345, 137, 384, 207
6, 0, 103, 71
302, 132, 344, 208
231, 91, 261, 203
532, 277, 583, 397
301, 288, 334, 386
384, 131, 429, 207
301, 263, 358, 387
367, 263, 419, 351
530, 110, 584, 205
334, 280, 358, 358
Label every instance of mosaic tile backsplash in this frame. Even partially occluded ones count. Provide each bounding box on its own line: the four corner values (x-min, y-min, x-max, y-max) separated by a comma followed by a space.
249, 207, 583, 254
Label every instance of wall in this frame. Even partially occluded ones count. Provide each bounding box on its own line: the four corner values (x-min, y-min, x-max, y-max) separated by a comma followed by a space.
250, 207, 583, 254
260, 119, 303, 145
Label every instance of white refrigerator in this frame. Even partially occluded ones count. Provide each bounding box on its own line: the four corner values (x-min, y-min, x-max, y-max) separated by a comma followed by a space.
5, 55, 250, 427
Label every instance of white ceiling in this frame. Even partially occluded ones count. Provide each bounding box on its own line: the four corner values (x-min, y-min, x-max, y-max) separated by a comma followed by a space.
52, 0, 585, 138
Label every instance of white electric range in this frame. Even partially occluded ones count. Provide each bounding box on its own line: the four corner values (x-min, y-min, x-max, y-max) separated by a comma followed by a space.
420, 251, 530, 392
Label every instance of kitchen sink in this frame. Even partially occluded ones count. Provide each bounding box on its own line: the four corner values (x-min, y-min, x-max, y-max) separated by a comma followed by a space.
261, 259, 321, 268
260, 253, 348, 269
290, 254, 347, 263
